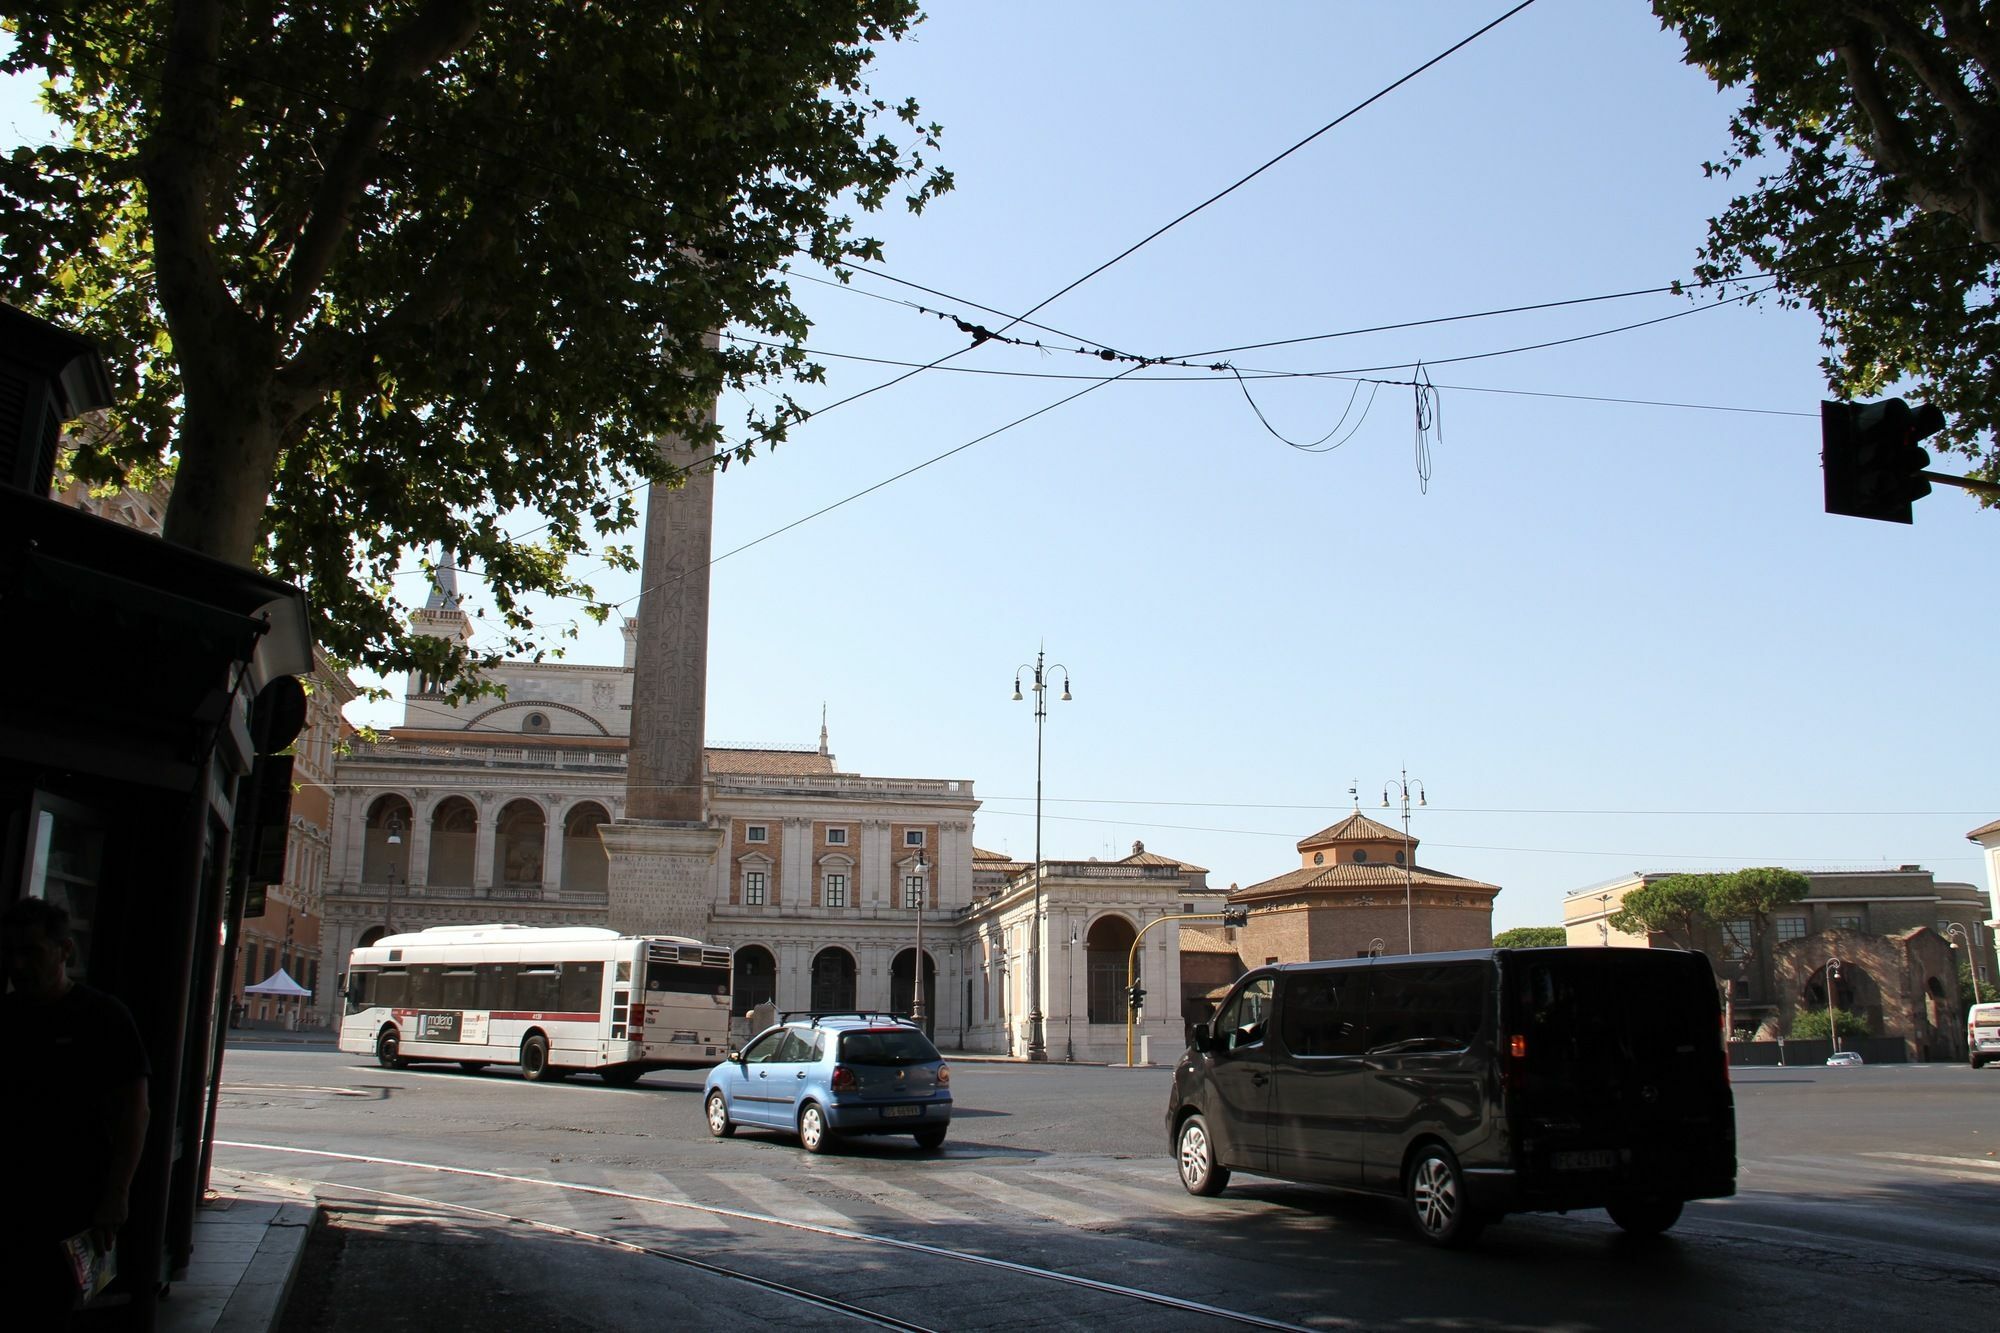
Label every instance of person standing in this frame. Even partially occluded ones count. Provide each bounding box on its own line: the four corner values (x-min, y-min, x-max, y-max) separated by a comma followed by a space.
0, 897, 151, 1329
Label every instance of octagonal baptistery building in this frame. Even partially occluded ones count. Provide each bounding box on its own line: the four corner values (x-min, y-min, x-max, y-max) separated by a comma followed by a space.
1229, 810, 1500, 963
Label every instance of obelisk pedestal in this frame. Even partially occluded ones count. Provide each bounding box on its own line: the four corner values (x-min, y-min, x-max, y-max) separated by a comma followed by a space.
604, 422, 724, 940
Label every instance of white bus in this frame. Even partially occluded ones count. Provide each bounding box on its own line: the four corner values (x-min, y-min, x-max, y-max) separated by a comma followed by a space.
338, 924, 732, 1083
1970, 1001, 2000, 1070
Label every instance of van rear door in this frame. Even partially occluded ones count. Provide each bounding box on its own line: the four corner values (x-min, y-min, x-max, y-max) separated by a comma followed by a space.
1501, 949, 1734, 1198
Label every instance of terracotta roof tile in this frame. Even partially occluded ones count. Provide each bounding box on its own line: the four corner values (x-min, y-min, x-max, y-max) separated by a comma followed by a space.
1297, 810, 1407, 848
1233, 861, 1498, 901
1968, 817, 2000, 840
705, 748, 838, 776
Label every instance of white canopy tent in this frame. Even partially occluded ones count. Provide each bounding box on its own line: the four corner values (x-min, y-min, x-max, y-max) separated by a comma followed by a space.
242, 967, 311, 997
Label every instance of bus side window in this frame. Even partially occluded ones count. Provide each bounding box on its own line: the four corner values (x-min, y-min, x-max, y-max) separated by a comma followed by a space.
375, 969, 409, 1008
559, 961, 605, 1014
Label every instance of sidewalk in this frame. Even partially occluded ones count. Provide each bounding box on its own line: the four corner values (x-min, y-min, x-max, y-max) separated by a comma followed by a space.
152, 1171, 317, 1333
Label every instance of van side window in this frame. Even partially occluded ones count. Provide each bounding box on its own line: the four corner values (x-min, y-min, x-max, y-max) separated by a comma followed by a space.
1368, 964, 1486, 1054
1215, 977, 1274, 1051
1278, 972, 1368, 1056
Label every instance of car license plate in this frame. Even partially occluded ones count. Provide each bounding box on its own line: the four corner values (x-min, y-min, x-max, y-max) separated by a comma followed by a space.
1553, 1149, 1617, 1171
882, 1105, 921, 1118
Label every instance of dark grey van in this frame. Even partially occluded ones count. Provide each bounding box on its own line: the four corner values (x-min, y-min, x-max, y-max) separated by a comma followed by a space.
1164, 947, 1736, 1246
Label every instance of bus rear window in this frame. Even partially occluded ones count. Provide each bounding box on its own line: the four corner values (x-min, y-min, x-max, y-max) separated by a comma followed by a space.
647, 963, 729, 998
837, 1029, 940, 1066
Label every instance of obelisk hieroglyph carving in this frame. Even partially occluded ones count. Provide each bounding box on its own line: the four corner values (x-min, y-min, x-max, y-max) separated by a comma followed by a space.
602, 410, 726, 938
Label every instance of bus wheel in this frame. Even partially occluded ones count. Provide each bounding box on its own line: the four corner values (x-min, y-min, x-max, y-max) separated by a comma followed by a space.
1607, 1197, 1683, 1237
799, 1102, 835, 1154
1406, 1145, 1485, 1248
599, 1065, 644, 1087
376, 1028, 405, 1069
521, 1034, 563, 1082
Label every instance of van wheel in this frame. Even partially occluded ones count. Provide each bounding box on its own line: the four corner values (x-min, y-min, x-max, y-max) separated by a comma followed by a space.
521, 1034, 565, 1082
799, 1102, 835, 1154
1177, 1114, 1230, 1196
376, 1028, 405, 1069
1406, 1145, 1484, 1247
1607, 1197, 1683, 1236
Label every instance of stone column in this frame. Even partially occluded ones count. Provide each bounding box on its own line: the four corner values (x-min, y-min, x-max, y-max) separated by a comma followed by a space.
604, 413, 725, 938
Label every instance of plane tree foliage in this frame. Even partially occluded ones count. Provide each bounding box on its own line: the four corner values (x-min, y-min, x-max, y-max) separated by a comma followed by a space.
1653, 1, 2000, 490
0, 1, 950, 691
1608, 867, 1812, 952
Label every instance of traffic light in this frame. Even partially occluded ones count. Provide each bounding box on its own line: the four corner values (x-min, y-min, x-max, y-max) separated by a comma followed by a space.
1127, 981, 1146, 1014
1821, 397, 1943, 523
1221, 906, 1248, 928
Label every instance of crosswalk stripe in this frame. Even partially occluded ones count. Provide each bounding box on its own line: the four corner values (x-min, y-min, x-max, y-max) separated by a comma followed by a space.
626, 1172, 735, 1233
1861, 1151, 2000, 1175
704, 1171, 855, 1229
827, 1174, 984, 1226
1030, 1169, 1228, 1220
952, 1170, 1122, 1229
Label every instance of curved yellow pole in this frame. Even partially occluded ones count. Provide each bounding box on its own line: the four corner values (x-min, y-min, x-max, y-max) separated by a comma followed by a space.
1125, 911, 1233, 1066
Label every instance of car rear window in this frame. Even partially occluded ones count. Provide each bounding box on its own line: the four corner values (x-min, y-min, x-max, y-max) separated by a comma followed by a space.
837, 1028, 940, 1066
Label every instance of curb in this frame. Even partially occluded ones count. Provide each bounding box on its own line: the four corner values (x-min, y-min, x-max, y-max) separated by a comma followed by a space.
212, 1202, 317, 1333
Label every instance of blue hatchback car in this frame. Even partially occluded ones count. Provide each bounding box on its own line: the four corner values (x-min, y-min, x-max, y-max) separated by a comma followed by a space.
702, 1012, 952, 1152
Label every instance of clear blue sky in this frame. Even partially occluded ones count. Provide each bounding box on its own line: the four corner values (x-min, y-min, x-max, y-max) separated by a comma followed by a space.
8, 3, 1994, 929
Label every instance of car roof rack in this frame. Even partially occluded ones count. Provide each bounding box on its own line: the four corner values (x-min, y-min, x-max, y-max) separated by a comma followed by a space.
776, 1010, 917, 1029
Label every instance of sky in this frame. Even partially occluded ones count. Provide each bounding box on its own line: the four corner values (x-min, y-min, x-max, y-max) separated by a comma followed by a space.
6, 3, 1994, 931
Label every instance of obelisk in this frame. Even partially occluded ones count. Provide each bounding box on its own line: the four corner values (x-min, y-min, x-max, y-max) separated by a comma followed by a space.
601, 412, 726, 938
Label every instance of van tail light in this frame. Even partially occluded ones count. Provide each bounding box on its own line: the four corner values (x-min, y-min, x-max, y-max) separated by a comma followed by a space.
831, 1065, 858, 1093
1502, 1033, 1527, 1092
1509, 1034, 1527, 1059
937, 1063, 950, 1086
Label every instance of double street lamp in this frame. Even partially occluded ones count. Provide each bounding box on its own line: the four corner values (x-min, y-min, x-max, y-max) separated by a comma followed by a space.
1825, 956, 1844, 1054
383, 811, 406, 936
1013, 648, 1070, 1063
1382, 770, 1425, 954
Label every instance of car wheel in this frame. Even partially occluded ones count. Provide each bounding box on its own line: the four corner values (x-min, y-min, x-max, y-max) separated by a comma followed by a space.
1406, 1145, 1485, 1247
376, 1027, 405, 1069
1606, 1197, 1684, 1237
799, 1102, 834, 1154
913, 1127, 947, 1151
521, 1034, 564, 1082
1176, 1114, 1230, 1197
705, 1090, 735, 1138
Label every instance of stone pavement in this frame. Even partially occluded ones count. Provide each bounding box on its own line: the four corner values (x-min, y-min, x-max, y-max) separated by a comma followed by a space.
150, 1171, 316, 1333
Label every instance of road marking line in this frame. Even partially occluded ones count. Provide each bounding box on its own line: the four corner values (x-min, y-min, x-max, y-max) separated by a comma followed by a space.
1031, 1170, 1220, 1219
831, 1175, 984, 1226
952, 1170, 1122, 1229
1861, 1152, 2000, 1173
704, 1172, 854, 1230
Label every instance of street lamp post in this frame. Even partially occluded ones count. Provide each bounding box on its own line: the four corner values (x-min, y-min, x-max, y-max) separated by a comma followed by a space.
911, 849, 929, 1031
383, 811, 405, 936
1826, 956, 1843, 1055
1381, 770, 1426, 955
1064, 922, 1080, 1063
1945, 923, 1984, 1004
1013, 648, 1070, 1063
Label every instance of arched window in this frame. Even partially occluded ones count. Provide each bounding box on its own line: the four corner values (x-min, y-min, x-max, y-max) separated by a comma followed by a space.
562, 802, 611, 894
810, 948, 856, 1012
1086, 916, 1138, 1024
732, 945, 776, 1017
362, 796, 413, 886
428, 797, 477, 887
493, 800, 547, 892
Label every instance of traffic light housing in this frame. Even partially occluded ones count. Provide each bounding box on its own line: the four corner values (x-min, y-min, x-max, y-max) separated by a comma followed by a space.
1127, 981, 1146, 1014
1821, 397, 1943, 523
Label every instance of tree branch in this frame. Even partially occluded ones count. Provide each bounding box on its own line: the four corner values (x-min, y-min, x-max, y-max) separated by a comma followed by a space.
270, 0, 483, 330
1836, 32, 1989, 235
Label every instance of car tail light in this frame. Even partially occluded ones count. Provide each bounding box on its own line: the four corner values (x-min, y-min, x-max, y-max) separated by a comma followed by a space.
937, 1063, 950, 1086
831, 1065, 857, 1093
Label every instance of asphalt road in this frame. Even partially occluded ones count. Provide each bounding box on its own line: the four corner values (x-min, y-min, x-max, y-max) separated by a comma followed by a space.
210, 1042, 2000, 1331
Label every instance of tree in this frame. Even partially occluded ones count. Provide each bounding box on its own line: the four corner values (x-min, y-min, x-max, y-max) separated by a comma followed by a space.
1652, 2, 2000, 492
1492, 926, 1566, 948
1, 2, 949, 690
1788, 1006, 1870, 1040
1608, 867, 1811, 951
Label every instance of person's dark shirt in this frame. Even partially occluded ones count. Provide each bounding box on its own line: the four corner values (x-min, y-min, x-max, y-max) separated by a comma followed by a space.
0, 981, 150, 1239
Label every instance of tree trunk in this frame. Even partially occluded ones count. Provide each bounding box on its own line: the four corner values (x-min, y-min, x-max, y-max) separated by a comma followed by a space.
159, 376, 285, 568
